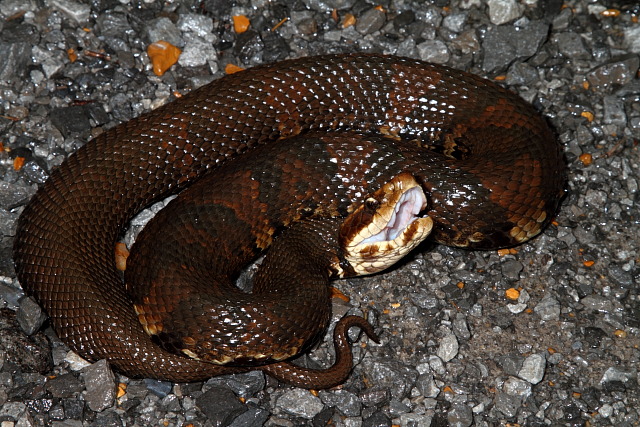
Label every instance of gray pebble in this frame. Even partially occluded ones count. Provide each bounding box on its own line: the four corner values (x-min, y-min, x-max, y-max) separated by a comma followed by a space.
46, 373, 83, 398
447, 403, 474, 427
626, 25, 640, 53
607, 264, 634, 287
482, 21, 549, 72
581, 294, 614, 313
416, 372, 440, 398
437, 333, 459, 362
443, 12, 468, 33
555, 31, 590, 59
179, 39, 218, 67
487, 0, 524, 25
518, 353, 546, 385
501, 260, 523, 281
364, 359, 419, 399
600, 366, 637, 387
16, 296, 46, 335
144, 17, 184, 47
534, 294, 561, 321
355, 7, 386, 35
587, 54, 640, 89
399, 412, 433, 426
417, 39, 450, 64
497, 353, 524, 376
0, 40, 31, 82
228, 404, 269, 427
144, 378, 172, 398
502, 376, 531, 398
494, 392, 520, 417
452, 315, 471, 340
196, 386, 246, 424
49, 0, 91, 24
276, 388, 324, 419
320, 389, 362, 417
81, 360, 116, 412
603, 95, 626, 126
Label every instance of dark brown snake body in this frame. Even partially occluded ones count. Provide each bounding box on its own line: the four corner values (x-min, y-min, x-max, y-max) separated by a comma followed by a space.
13, 54, 565, 388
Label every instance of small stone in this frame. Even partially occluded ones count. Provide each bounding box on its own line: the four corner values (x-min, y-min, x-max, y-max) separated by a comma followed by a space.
399, 412, 434, 426
607, 265, 634, 287
603, 95, 626, 126
447, 403, 473, 427
144, 17, 184, 47
0, 308, 52, 374
228, 404, 269, 427
416, 373, 440, 398
598, 403, 613, 418
178, 39, 217, 68
363, 359, 418, 399
0, 401, 26, 421
502, 376, 531, 398
363, 411, 392, 426
177, 13, 214, 38
16, 296, 47, 335
81, 359, 116, 412
196, 386, 246, 425
0, 41, 30, 82
301, 0, 357, 12
0, 0, 37, 16
46, 373, 83, 399
276, 389, 324, 419
534, 294, 560, 321
482, 21, 549, 72
452, 315, 471, 340
437, 334, 459, 362
581, 295, 613, 313
600, 366, 637, 387
206, 371, 265, 398
161, 394, 181, 412
555, 31, 590, 59
355, 7, 386, 35
506, 62, 539, 86
417, 39, 450, 64
358, 387, 390, 407
443, 12, 468, 33
625, 25, 640, 53
49, 0, 91, 24
518, 353, 546, 385
144, 378, 172, 398
586, 54, 640, 89
497, 353, 524, 376
49, 106, 92, 138
487, 0, 524, 25
65, 351, 91, 371
501, 260, 523, 281
319, 389, 361, 417
494, 392, 520, 417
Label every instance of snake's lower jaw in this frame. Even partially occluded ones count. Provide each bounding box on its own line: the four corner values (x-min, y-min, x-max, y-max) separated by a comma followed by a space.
339, 173, 433, 277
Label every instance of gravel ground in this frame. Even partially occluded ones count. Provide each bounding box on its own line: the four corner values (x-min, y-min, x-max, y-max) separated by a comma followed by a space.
1, 0, 639, 426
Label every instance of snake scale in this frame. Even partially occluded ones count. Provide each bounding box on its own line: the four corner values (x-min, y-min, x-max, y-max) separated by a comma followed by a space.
13, 54, 565, 388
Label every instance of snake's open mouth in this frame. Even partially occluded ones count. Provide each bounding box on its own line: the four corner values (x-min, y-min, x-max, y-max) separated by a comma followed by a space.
338, 173, 433, 276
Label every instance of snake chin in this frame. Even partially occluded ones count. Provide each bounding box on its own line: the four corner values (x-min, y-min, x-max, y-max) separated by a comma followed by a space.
339, 173, 433, 276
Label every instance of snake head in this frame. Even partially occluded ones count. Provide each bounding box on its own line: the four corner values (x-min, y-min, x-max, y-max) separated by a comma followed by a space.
336, 172, 433, 277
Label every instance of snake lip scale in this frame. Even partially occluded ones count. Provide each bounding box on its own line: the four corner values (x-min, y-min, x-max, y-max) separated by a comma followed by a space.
12, 53, 566, 388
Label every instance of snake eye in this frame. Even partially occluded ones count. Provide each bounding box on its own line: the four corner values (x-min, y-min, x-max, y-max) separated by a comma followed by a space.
364, 198, 379, 211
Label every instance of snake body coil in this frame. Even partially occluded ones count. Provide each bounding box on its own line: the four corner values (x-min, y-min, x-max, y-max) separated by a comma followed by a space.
13, 54, 565, 387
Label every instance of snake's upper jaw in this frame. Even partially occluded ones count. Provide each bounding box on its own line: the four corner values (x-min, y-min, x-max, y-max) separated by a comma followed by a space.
337, 172, 433, 277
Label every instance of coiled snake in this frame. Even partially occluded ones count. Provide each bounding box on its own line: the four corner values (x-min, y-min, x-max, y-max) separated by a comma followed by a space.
13, 54, 565, 388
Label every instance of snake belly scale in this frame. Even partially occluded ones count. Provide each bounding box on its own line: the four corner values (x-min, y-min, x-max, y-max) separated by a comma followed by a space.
13, 54, 565, 387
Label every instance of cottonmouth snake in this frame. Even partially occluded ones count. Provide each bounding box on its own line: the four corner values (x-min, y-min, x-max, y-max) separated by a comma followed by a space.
12, 54, 565, 388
